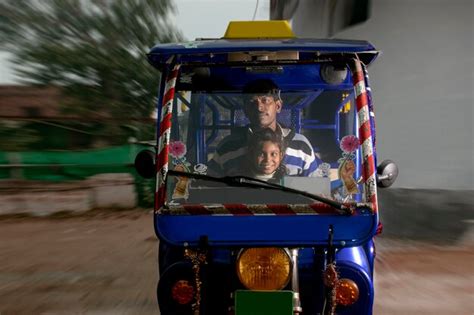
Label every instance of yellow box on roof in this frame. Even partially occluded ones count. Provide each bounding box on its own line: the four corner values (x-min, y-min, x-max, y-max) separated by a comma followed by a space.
223, 21, 295, 39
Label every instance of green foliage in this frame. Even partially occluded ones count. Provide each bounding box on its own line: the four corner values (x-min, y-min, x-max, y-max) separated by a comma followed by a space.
0, 121, 41, 151
0, 0, 183, 142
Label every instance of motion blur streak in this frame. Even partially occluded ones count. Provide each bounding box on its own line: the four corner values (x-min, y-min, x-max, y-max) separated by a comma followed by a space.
0, 210, 472, 314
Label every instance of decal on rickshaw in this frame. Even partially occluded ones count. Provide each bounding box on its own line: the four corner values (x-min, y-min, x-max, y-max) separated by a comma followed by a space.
193, 163, 208, 175
338, 135, 360, 197
179, 72, 193, 84
171, 165, 191, 200
169, 141, 191, 200
155, 64, 180, 212
351, 59, 378, 213
316, 162, 331, 178
168, 142, 208, 201
161, 202, 361, 216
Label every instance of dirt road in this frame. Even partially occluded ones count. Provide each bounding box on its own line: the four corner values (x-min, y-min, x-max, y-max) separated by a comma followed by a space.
0, 210, 472, 314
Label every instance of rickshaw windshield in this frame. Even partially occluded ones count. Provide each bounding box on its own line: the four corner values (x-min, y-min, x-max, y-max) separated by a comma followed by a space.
166, 66, 365, 206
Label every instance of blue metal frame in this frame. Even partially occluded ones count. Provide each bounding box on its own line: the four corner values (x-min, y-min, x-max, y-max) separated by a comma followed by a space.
187, 90, 329, 160
171, 92, 180, 140
156, 207, 376, 247
335, 91, 356, 142
290, 90, 323, 132
178, 88, 339, 157
178, 64, 354, 92
197, 94, 206, 163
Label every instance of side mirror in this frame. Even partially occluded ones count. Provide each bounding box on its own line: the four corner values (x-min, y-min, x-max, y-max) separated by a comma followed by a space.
376, 159, 398, 188
134, 150, 155, 179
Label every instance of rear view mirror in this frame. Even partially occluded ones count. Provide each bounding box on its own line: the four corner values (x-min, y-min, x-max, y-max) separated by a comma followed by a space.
135, 150, 155, 179
376, 160, 398, 188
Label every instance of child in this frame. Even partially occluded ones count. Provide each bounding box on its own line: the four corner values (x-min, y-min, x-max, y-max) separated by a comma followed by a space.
245, 128, 287, 182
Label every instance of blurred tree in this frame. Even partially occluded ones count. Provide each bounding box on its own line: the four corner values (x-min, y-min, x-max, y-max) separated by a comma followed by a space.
0, 121, 40, 151
0, 0, 183, 145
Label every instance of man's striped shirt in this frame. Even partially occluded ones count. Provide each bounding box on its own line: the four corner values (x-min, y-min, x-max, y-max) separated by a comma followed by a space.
208, 125, 320, 177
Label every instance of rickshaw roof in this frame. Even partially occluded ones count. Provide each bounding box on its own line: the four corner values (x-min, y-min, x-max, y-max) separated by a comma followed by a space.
147, 38, 379, 68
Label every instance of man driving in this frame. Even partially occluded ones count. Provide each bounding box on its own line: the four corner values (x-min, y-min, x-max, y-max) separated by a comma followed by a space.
208, 79, 320, 176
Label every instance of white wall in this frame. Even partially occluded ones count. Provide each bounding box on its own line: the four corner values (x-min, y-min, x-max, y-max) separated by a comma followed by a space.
292, 0, 473, 190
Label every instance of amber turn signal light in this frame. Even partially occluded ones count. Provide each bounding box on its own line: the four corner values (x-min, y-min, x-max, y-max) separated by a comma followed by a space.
336, 278, 359, 306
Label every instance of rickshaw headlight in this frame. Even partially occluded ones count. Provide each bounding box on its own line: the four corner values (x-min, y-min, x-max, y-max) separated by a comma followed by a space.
336, 278, 359, 306
236, 247, 292, 290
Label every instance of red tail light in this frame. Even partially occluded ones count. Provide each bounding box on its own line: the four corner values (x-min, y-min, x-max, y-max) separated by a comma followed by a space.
171, 280, 195, 305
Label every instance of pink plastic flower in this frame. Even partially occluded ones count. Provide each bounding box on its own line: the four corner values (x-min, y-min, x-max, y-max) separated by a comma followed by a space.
340, 135, 359, 153
169, 141, 187, 158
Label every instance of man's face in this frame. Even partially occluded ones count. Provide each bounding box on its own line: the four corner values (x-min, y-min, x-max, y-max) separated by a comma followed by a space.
243, 94, 282, 130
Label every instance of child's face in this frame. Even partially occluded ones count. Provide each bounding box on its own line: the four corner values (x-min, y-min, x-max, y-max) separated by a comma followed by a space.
254, 141, 283, 175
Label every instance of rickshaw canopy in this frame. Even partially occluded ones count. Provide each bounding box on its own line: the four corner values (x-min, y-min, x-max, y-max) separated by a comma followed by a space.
147, 21, 379, 89
147, 38, 379, 68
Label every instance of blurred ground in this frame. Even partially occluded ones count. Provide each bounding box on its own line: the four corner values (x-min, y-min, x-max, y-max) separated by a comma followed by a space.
0, 209, 472, 315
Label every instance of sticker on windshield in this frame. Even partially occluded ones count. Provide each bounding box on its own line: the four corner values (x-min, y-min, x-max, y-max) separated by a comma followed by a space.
180, 72, 193, 84
169, 141, 191, 200
338, 135, 360, 196
169, 141, 208, 201
316, 162, 331, 178
194, 163, 208, 175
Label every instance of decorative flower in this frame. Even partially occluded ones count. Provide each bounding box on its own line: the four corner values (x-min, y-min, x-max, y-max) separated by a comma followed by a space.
169, 141, 187, 158
340, 135, 359, 153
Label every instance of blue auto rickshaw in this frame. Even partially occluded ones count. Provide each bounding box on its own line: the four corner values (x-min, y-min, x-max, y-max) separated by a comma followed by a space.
135, 21, 398, 315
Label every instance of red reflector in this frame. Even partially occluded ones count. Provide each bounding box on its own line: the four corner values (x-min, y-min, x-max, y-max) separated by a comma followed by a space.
171, 280, 195, 305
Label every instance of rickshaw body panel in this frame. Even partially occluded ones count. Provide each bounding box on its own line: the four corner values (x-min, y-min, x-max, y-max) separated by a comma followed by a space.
178, 64, 355, 90
146, 27, 381, 314
155, 209, 377, 247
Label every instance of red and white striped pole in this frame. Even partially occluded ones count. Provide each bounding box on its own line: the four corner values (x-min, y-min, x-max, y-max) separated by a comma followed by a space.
351, 59, 378, 212
155, 64, 180, 213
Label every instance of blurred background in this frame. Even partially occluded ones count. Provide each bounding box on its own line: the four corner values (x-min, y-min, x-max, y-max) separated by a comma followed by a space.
0, 0, 471, 241
0, 0, 270, 214
0, 0, 472, 314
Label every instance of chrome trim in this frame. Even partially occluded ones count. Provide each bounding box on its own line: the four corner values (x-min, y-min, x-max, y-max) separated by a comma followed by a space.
291, 248, 302, 314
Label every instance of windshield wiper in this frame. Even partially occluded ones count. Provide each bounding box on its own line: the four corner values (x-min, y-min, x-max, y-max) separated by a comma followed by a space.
167, 170, 352, 214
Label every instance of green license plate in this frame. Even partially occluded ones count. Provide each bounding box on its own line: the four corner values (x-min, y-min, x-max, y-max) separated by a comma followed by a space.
235, 290, 293, 315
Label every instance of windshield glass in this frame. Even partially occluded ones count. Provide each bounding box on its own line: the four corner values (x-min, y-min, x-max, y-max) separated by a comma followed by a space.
166, 66, 364, 205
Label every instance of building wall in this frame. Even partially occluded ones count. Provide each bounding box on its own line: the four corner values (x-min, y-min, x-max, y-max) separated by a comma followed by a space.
291, 0, 473, 190
0, 85, 63, 118
288, 0, 473, 243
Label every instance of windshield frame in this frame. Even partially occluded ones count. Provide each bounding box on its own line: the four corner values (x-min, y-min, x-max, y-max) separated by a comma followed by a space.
154, 59, 378, 215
